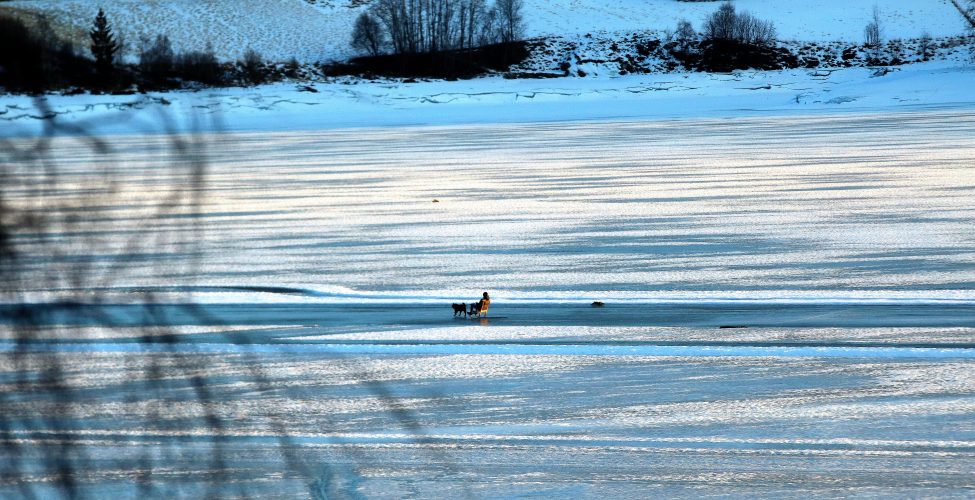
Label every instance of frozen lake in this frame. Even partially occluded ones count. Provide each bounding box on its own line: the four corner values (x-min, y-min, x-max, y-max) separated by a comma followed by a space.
2, 109, 975, 497
8, 109, 975, 296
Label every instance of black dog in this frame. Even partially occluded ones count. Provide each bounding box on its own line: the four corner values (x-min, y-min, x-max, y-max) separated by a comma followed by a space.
452, 303, 467, 317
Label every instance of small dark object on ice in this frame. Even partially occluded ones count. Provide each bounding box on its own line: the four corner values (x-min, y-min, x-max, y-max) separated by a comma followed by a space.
432, 199, 440, 203
452, 303, 467, 317
591, 301, 605, 307
719, 325, 748, 329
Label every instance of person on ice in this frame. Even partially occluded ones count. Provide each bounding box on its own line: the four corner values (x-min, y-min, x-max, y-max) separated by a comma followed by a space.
469, 291, 490, 317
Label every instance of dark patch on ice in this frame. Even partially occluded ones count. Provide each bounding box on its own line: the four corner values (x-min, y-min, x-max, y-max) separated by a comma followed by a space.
221, 286, 316, 296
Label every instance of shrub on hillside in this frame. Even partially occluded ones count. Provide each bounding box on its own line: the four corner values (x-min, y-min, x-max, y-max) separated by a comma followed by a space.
681, 1, 788, 71
139, 34, 175, 79
283, 57, 301, 78
864, 6, 882, 48
695, 39, 797, 71
675, 19, 696, 47
328, 40, 528, 79
365, 0, 523, 55
239, 48, 265, 84
703, 1, 775, 46
918, 32, 933, 61
174, 46, 225, 85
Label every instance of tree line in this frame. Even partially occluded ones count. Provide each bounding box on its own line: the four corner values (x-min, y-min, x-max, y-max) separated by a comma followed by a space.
0, 8, 291, 92
351, 0, 525, 56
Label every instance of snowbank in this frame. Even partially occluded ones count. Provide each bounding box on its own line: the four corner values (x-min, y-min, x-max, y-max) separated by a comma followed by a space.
2, 60, 973, 137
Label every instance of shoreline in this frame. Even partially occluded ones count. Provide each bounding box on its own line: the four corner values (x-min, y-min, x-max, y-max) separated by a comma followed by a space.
3, 62, 974, 138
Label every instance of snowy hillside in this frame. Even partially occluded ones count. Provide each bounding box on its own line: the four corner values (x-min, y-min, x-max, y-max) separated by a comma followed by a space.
0, 0, 361, 62
523, 0, 967, 41
1, 0, 968, 63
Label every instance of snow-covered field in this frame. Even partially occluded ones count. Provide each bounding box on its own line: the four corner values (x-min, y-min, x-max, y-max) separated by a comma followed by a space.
1, 0, 968, 62
524, 0, 968, 41
1, 0, 357, 62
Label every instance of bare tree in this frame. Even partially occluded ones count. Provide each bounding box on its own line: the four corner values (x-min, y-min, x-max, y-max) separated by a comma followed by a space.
495, 0, 524, 43
367, 0, 513, 55
703, 1, 775, 46
917, 32, 932, 61
239, 48, 264, 84
676, 19, 695, 43
864, 5, 882, 48
704, 1, 736, 41
969, 1, 975, 62
457, 0, 487, 49
139, 34, 174, 77
351, 11, 386, 56
0, 18, 456, 499
479, 5, 501, 46
961, 0, 975, 28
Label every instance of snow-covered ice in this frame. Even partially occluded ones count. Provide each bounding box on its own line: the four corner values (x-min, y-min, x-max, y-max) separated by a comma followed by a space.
4, 60, 974, 137
4, 100, 975, 496
6, 102, 975, 296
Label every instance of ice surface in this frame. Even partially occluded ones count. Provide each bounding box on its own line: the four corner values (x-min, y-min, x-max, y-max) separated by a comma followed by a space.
3, 101, 975, 496
6, 108, 975, 297
2, 349, 974, 497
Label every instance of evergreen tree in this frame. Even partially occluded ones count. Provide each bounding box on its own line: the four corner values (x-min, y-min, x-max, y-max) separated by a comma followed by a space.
89, 8, 119, 76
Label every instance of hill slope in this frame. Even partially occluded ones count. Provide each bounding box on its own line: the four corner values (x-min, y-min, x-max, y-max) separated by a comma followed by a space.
0, 0, 968, 63
1, 0, 360, 62
523, 0, 966, 41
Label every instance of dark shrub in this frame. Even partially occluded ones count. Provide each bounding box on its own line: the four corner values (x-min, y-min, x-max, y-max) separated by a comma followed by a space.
675, 19, 696, 49
695, 38, 797, 71
329, 40, 529, 79
174, 47, 225, 85
283, 57, 301, 78
238, 48, 265, 84
0, 14, 95, 92
139, 34, 175, 79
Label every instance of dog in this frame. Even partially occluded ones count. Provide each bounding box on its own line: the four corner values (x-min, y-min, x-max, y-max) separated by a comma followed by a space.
452, 303, 467, 317
468, 301, 482, 318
